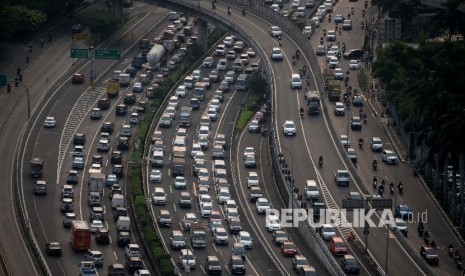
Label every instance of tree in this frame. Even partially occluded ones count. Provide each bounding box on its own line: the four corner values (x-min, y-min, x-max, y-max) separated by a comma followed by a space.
429, 0, 465, 41
0, 5, 46, 41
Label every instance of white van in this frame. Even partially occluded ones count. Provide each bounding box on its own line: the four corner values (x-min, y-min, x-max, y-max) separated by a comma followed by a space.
305, 180, 320, 200
88, 192, 102, 206
184, 75, 195, 89
117, 216, 131, 231
112, 194, 124, 209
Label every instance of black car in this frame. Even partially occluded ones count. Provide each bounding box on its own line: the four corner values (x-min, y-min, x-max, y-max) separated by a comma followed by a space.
228, 255, 245, 274
125, 256, 144, 274
92, 155, 103, 166
116, 104, 128, 116
125, 67, 137, 77
420, 246, 439, 265
117, 231, 131, 247
73, 133, 86, 145
101, 121, 115, 134
124, 93, 136, 105
341, 254, 360, 274
205, 255, 222, 275
188, 98, 200, 110
98, 98, 110, 110
117, 137, 129, 151
96, 228, 110, 244
112, 164, 124, 178
114, 207, 128, 222
311, 201, 326, 217
66, 170, 79, 184
46, 241, 62, 256
343, 49, 364, 60
111, 151, 122, 164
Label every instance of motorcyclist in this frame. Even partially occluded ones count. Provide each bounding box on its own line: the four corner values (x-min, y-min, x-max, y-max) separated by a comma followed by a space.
359, 108, 364, 117
292, 55, 296, 65
302, 64, 307, 75
390, 182, 395, 193
424, 230, 430, 243
358, 138, 363, 148
372, 159, 378, 170
328, 14, 331, 22
418, 222, 424, 236
372, 176, 377, 188
351, 7, 354, 14
227, 6, 231, 14
242, 7, 246, 15
319, 155, 323, 167
362, 9, 366, 17
295, 48, 300, 59
398, 181, 404, 193
449, 244, 455, 256
299, 105, 305, 116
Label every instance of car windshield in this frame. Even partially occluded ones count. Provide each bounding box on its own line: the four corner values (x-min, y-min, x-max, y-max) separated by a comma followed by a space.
296, 258, 308, 265
284, 123, 294, 128
346, 259, 358, 265
335, 242, 346, 247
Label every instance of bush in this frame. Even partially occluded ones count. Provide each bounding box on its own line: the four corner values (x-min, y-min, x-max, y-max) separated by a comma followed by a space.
236, 110, 254, 132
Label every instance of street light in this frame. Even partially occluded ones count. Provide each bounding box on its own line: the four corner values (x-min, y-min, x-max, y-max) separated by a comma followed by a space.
9, 80, 30, 120
385, 163, 398, 275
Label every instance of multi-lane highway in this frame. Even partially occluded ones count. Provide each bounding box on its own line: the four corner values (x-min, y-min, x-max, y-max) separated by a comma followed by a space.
19, 3, 179, 275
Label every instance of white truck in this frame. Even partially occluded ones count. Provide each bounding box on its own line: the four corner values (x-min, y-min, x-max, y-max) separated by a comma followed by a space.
146, 44, 166, 69
88, 172, 105, 195
118, 73, 130, 87
179, 106, 192, 127
191, 223, 207, 248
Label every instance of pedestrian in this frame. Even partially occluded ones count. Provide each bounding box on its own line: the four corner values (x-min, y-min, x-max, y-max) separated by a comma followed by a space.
16, 66, 20, 76
14, 77, 19, 87
18, 73, 23, 82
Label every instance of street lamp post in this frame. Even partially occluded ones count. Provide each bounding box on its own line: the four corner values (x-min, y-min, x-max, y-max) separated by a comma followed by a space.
385, 163, 398, 275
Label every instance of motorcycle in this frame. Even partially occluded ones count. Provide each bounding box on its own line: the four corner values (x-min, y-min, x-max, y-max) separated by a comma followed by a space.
278, 40, 282, 47
242, 9, 246, 16
390, 184, 394, 194
373, 178, 377, 189
319, 156, 323, 168
398, 183, 403, 194
372, 160, 378, 171
418, 224, 424, 237
449, 245, 455, 257
328, 15, 331, 22
320, 37, 324, 45
300, 110, 304, 119
358, 139, 363, 149
361, 22, 364, 30
227, 7, 231, 15
362, 10, 366, 17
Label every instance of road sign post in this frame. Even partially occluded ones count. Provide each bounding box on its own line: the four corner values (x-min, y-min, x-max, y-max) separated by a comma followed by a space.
70, 48, 89, 58
95, 49, 121, 59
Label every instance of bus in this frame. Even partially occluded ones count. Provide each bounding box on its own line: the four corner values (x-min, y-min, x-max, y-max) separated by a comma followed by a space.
71, 221, 91, 251
236, 74, 249, 91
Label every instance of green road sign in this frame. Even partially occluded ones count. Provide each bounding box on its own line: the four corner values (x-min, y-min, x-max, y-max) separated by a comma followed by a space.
71, 48, 89, 58
95, 49, 121, 59
0, 74, 6, 86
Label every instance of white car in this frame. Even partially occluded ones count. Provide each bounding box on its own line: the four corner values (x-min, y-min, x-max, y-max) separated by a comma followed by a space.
44, 116, 56, 127
256, 198, 271, 214
223, 36, 234, 47
202, 56, 214, 68
192, 70, 202, 81
90, 220, 104, 233
370, 137, 384, 152
269, 26, 282, 37
240, 54, 249, 65
217, 188, 231, 204
149, 169, 162, 183
334, 68, 344, 80
238, 231, 253, 249
303, 26, 313, 36
271, 47, 284, 60
349, 60, 362, 70
340, 135, 350, 148
215, 44, 226, 56
125, 243, 141, 258
271, 3, 280, 12
243, 147, 256, 159
209, 99, 221, 112
266, 215, 282, 232
319, 224, 336, 240
283, 120, 296, 136
200, 202, 213, 218
224, 71, 235, 83
311, 17, 320, 27
328, 56, 339, 68
290, 74, 302, 89
198, 194, 212, 205
382, 150, 398, 164
334, 102, 345, 115
175, 85, 187, 97
198, 126, 210, 139
246, 47, 256, 57
213, 227, 229, 245
174, 176, 187, 189
206, 107, 218, 121
217, 59, 227, 71
247, 172, 260, 188
225, 207, 239, 221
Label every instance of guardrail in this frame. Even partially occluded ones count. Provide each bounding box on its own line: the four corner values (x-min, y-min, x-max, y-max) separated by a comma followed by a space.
13, 12, 162, 276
